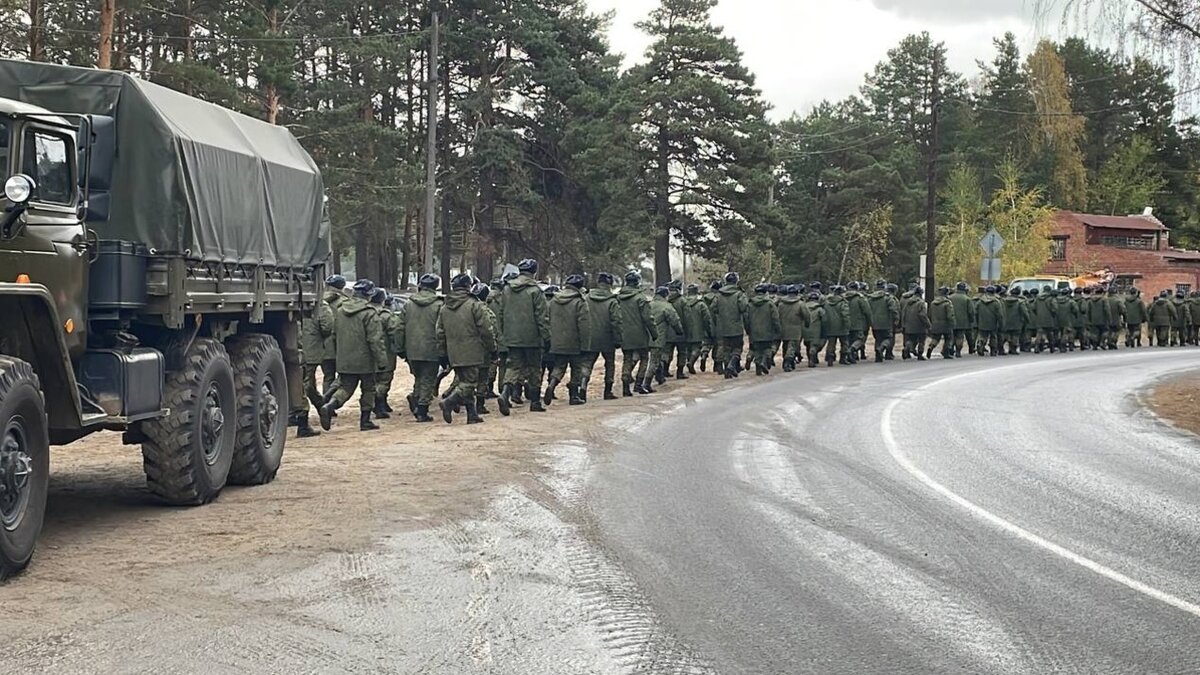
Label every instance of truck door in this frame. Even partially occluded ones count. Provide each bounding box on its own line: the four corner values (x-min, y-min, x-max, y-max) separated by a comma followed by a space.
0, 122, 89, 357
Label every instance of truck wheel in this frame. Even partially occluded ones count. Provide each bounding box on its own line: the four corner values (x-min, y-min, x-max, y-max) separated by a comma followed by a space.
0, 357, 49, 580
228, 335, 287, 485
141, 338, 236, 505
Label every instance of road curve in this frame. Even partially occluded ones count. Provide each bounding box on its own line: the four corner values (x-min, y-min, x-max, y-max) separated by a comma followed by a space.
587, 349, 1200, 674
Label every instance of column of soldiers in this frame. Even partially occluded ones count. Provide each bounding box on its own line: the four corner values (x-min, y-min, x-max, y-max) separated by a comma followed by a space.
294, 264, 1200, 435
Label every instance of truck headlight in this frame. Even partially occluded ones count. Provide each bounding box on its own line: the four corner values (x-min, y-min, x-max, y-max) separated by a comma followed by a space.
4, 174, 35, 204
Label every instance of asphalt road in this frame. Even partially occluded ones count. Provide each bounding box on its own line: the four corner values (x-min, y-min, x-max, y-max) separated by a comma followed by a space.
589, 348, 1200, 674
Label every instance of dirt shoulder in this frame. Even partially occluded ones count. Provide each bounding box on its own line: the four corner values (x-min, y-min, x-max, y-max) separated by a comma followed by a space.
0, 358, 732, 667
1146, 370, 1200, 437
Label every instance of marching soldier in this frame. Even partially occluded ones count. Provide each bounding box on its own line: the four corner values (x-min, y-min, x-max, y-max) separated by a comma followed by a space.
846, 281, 871, 364
1002, 286, 1028, 355
699, 281, 721, 372
617, 271, 658, 395
1031, 287, 1059, 353
1125, 287, 1147, 348
823, 285, 852, 366
867, 280, 898, 363
711, 272, 749, 378
1171, 289, 1192, 346
398, 274, 444, 422
746, 283, 782, 375
545, 275, 591, 406
803, 290, 826, 368
926, 287, 956, 359
648, 286, 683, 391
320, 280, 388, 432
471, 283, 498, 413
486, 276, 509, 398
370, 288, 402, 419
321, 274, 348, 399
1055, 287, 1077, 352
665, 280, 689, 380
1106, 286, 1125, 349
778, 284, 811, 372
1150, 289, 1177, 346
949, 282, 974, 357
902, 287, 931, 360
436, 274, 496, 425
497, 259, 550, 413
584, 272, 622, 401
681, 284, 713, 375
298, 279, 335, 437
976, 286, 1005, 356
1085, 287, 1111, 349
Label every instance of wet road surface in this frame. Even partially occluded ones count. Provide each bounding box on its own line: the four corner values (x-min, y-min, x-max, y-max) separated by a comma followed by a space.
589, 349, 1200, 674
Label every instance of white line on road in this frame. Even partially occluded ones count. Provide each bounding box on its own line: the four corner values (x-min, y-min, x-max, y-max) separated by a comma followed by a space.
880, 356, 1200, 620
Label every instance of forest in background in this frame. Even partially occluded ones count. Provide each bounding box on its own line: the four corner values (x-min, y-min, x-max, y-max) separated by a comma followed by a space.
3, 0, 1199, 288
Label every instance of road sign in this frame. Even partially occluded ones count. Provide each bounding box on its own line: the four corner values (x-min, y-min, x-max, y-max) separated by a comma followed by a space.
980, 229, 1005, 256
981, 257, 1002, 282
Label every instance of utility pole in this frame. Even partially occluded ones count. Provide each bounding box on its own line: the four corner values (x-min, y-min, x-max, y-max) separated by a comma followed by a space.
422, 3, 439, 274
924, 57, 941, 298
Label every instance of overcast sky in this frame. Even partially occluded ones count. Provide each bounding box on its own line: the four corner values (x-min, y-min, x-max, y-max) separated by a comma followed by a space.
585, 0, 1079, 120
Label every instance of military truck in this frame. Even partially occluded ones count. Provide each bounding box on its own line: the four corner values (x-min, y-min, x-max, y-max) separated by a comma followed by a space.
0, 60, 329, 578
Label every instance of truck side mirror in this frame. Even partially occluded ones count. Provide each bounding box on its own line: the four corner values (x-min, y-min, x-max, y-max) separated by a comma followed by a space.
83, 114, 115, 223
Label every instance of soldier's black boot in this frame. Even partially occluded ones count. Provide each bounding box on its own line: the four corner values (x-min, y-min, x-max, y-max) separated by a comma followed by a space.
688, 360, 697, 375
874, 350, 883, 363
642, 376, 656, 394
414, 404, 434, 423
655, 364, 667, 385
359, 409, 380, 431
318, 402, 336, 431
543, 378, 560, 406
605, 383, 618, 400
497, 384, 513, 417
512, 386, 525, 405
406, 394, 417, 415
373, 399, 391, 420
569, 385, 584, 406
784, 356, 795, 372
440, 392, 461, 424
297, 415, 321, 438
578, 377, 590, 403
700, 355, 708, 372
624, 381, 636, 397
924, 346, 933, 360
676, 364, 688, 380
476, 396, 490, 415
465, 399, 484, 425
529, 388, 547, 412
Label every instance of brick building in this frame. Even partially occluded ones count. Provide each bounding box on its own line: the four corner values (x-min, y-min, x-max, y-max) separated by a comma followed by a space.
1042, 211, 1200, 295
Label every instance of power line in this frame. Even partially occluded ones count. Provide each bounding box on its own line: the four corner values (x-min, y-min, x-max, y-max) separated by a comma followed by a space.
50, 25, 428, 44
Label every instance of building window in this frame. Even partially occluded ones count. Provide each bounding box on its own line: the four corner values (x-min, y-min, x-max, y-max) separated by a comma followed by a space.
1100, 235, 1157, 250
1050, 238, 1067, 261
1113, 275, 1140, 292
1177, 284, 1192, 295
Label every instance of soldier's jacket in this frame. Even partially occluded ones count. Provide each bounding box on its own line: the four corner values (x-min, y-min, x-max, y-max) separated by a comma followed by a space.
746, 294, 782, 342
436, 290, 496, 368
976, 295, 1005, 332
1002, 296, 1028, 331
1149, 297, 1178, 327
1189, 293, 1200, 324
334, 296, 388, 374
301, 296, 334, 365
845, 290, 871, 333
949, 291, 975, 331
777, 296, 811, 340
804, 300, 826, 341
498, 274, 550, 349
649, 296, 683, 350
1106, 294, 1125, 327
1172, 296, 1192, 327
928, 296, 956, 334
1032, 295, 1058, 330
902, 297, 932, 334
1125, 296, 1148, 324
702, 289, 716, 307
398, 289, 444, 362
1086, 295, 1112, 326
867, 290, 899, 331
585, 285, 622, 353
711, 284, 749, 338
486, 292, 507, 353
376, 307, 402, 372
1072, 296, 1087, 329
548, 286, 591, 355
321, 289, 346, 358
899, 292, 915, 322
1055, 295, 1077, 330
823, 294, 851, 337
667, 290, 688, 343
681, 295, 713, 343
617, 287, 658, 350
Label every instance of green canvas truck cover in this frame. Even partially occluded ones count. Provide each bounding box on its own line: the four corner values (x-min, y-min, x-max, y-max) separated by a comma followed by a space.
0, 59, 328, 267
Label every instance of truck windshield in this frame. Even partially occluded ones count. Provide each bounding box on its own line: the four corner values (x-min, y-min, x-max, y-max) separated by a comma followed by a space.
21, 129, 73, 205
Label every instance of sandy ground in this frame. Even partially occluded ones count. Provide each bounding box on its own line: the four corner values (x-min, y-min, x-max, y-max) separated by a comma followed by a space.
0, 355, 728, 674
1146, 370, 1200, 436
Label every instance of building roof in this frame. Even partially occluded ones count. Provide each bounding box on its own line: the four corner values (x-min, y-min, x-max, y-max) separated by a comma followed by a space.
1162, 249, 1200, 261
1065, 212, 1169, 232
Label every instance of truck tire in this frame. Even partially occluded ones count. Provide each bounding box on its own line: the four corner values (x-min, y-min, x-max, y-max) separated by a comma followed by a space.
228, 335, 287, 485
141, 338, 236, 505
0, 357, 49, 580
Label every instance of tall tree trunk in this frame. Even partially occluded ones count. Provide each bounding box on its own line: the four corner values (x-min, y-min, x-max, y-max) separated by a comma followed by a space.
654, 127, 672, 285
264, 5, 280, 124
97, 0, 117, 69
28, 0, 44, 61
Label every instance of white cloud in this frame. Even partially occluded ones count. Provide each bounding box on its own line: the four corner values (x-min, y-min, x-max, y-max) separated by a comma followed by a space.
587, 0, 1047, 119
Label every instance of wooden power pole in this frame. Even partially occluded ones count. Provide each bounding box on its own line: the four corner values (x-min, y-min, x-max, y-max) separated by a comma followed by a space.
422, 4, 439, 275
97, 0, 117, 69
924, 57, 941, 297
